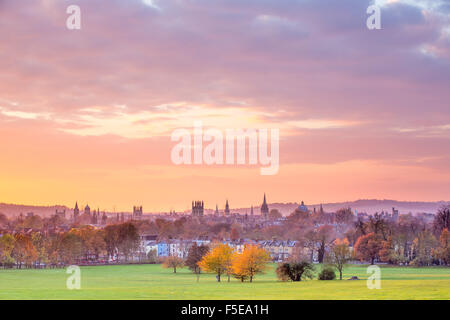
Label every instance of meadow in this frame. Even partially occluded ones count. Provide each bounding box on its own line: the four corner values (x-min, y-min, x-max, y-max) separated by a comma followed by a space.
0, 264, 449, 300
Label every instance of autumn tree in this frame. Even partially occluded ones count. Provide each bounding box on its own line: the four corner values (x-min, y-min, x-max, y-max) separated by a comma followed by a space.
354, 232, 383, 264
433, 228, 450, 265
103, 223, 139, 262
0, 234, 15, 268
368, 213, 388, 239
185, 243, 209, 274
11, 234, 37, 268
335, 208, 354, 232
31, 232, 49, 267
433, 206, 450, 236
198, 243, 235, 282
163, 255, 184, 273
72, 226, 106, 262
104, 224, 120, 262
411, 230, 437, 266
232, 245, 271, 282
117, 222, 140, 262
59, 232, 83, 265
230, 227, 240, 241
328, 238, 352, 280
22, 215, 44, 230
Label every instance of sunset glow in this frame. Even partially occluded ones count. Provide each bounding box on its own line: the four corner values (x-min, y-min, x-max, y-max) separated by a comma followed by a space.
1, 0, 449, 211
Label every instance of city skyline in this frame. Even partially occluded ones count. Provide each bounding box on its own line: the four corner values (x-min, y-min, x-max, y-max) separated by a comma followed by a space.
1, 0, 450, 211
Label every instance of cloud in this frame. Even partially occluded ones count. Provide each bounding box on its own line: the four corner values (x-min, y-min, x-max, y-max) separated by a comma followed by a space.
0, 0, 449, 208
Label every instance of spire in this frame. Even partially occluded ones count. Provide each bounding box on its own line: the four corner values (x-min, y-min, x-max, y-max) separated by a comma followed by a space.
75, 202, 79, 210
261, 193, 269, 218
225, 199, 230, 215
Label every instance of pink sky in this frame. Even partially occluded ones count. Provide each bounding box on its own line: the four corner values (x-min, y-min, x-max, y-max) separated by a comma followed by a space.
0, 0, 449, 211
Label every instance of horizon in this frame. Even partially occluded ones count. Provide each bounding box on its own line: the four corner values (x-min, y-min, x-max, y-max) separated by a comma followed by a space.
1, 197, 449, 215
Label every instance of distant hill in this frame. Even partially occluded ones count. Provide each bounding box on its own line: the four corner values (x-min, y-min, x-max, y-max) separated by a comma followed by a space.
0, 203, 71, 218
232, 199, 450, 216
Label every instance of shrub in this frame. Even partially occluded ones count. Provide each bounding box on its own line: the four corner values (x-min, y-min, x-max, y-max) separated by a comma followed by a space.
318, 266, 336, 280
276, 261, 315, 281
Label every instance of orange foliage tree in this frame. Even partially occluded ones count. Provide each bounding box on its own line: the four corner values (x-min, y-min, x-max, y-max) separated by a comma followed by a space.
354, 232, 383, 265
231, 244, 271, 282
198, 243, 235, 282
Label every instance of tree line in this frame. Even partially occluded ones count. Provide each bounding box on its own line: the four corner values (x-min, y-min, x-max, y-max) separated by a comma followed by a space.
0, 222, 140, 268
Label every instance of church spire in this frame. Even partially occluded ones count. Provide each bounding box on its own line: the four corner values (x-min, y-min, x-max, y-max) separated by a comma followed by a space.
261, 193, 269, 219
225, 199, 230, 215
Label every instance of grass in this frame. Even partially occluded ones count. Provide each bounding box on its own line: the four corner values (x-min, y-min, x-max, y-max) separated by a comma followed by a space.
0, 264, 449, 300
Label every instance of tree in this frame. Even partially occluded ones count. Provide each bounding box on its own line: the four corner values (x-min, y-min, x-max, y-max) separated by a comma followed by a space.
31, 232, 49, 268
198, 243, 235, 282
232, 245, 271, 282
335, 208, 354, 231
11, 234, 37, 268
328, 238, 351, 280
117, 223, 140, 262
0, 213, 9, 226
276, 260, 315, 282
59, 232, 83, 265
433, 206, 450, 236
433, 228, 450, 265
411, 230, 437, 266
22, 215, 43, 230
163, 255, 184, 273
72, 226, 106, 262
368, 212, 388, 240
354, 232, 383, 264
318, 266, 336, 280
304, 230, 317, 262
185, 243, 209, 274
0, 234, 15, 268
316, 225, 334, 263
104, 224, 120, 262
230, 227, 240, 241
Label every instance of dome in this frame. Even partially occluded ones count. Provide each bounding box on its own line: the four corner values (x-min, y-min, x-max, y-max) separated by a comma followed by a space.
297, 201, 308, 212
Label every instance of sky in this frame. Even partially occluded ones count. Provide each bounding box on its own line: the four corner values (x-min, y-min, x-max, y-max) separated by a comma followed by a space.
0, 0, 449, 212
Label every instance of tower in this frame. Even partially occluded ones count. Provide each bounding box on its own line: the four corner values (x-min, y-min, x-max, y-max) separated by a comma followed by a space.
84, 204, 91, 215
250, 205, 254, 216
224, 199, 230, 216
261, 193, 269, 219
133, 206, 143, 219
192, 201, 204, 217
73, 202, 80, 220
215, 204, 219, 216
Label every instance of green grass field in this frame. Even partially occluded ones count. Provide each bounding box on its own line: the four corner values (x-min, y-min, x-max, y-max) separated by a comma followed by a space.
0, 264, 449, 300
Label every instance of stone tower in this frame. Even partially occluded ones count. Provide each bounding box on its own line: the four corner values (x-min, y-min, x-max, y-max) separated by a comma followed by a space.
261, 193, 269, 219
192, 201, 204, 217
